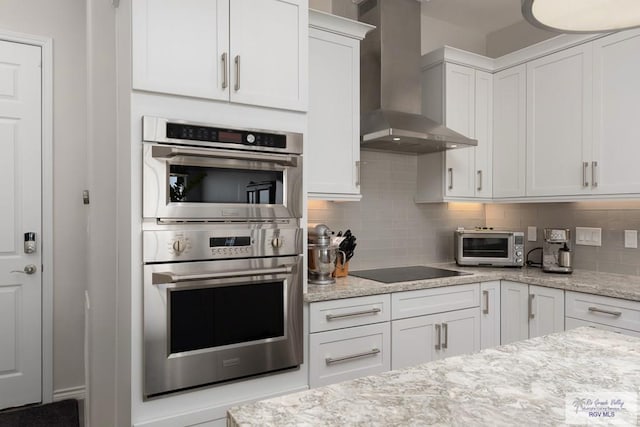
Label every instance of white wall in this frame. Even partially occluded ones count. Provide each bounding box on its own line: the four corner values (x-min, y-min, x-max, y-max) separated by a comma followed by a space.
0, 0, 87, 393
421, 14, 486, 56
486, 20, 556, 58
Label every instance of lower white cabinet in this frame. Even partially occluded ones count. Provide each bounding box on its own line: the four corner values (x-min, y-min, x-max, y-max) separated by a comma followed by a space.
565, 317, 640, 338
500, 281, 564, 344
480, 281, 501, 349
309, 322, 391, 388
565, 291, 640, 336
391, 307, 480, 370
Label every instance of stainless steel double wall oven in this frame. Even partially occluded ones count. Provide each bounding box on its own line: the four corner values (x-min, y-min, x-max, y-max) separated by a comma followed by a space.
142, 116, 303, 398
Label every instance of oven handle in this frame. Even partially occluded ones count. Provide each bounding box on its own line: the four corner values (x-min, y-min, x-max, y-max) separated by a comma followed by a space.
152, 145, 297, 166
152, 265, 293, 284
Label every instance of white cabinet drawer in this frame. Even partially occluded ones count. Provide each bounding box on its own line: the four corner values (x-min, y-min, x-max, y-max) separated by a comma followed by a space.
566, 291, 640, 332
566, 317, 640, 338
310, 294, 391, 333
392, 283, 480, 320
309, 323, 390, 388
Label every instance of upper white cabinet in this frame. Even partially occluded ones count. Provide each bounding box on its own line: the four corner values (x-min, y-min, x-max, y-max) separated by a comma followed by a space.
132, 0, 308, 111
307, 10, 373, 200
492, 64, 526, 198
418, 59, 493, 201
592, 29, 640, 195
526, 44, 593, 197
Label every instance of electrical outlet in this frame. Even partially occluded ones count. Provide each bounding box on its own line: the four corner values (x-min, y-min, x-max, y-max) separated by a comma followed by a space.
575, 227, 602, 246
527, 226, 537, 242
625, 230, 638, 249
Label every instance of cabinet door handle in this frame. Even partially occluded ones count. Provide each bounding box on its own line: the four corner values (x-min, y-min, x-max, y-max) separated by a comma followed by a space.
221, 52, 228, 89
592, 161, 598, 188
325, 348, 380, 365
234, 55, 241, 91
583, 162, 589, 187
482, 290, 489, 315
528, 294, 535, 319
477, 170, 482, 191
325, 307, 381, 321
448, 168, 454, 190
442, 323, 448, 349
435, 324, 441, 350
355, 161, 361, 187
588, 306, 622, 317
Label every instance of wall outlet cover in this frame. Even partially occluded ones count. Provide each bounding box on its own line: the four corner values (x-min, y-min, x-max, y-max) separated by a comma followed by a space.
575, 227, 602, 247
625, 230, 638, 249
527, 226, 537, 242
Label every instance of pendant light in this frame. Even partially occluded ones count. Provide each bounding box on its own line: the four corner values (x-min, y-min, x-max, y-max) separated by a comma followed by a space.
522, 0, 640, 33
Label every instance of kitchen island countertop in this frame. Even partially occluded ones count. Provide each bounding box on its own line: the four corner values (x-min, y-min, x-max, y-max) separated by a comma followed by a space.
305, 264, 640, 303
227, 327, 640, 426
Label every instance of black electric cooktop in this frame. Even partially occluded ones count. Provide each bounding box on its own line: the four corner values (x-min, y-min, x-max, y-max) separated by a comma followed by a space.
349, 266, 472, 284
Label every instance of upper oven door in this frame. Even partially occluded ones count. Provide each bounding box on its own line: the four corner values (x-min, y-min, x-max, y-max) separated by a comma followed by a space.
143, 144, 302, 220
459, 233, 513, 263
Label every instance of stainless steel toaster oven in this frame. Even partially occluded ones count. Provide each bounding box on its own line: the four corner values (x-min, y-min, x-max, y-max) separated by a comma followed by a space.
455, 228, 524, 267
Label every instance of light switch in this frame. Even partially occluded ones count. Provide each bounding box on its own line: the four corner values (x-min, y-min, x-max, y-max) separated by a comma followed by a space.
625, 230, 638, 249
527, 226, 537, 242
575, 227, 602, 246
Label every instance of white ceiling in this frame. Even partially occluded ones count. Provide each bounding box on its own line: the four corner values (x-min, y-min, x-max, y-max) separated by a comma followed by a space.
420, 0, 525, 35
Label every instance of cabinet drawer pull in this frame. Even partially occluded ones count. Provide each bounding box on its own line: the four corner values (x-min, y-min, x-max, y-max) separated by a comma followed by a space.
588, 306, 622, 317
477, 170, 482, 192
583, 161, 589, 187
325, 307, 381, 321
482, 290, 489, 314
221, 52, 228, 89
528, 294, 535, 319
234, 55, 241, 91
442, 323, 448, 350
448, 168, 454, 190
592, 161, 599, 188
325, 348, 380, 365
435, 324, 441, 350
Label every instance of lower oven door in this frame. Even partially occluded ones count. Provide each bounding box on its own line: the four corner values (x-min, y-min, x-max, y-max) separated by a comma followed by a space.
143, 255, 303, 397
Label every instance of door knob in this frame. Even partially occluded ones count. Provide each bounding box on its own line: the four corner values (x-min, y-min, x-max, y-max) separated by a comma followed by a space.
11, 264, 37, 275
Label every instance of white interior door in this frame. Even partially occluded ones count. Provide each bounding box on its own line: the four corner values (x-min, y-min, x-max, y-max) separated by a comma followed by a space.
0, 39, 42, 409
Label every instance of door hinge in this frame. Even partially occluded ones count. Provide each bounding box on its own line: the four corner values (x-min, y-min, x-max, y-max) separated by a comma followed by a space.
83, 190, 90, 205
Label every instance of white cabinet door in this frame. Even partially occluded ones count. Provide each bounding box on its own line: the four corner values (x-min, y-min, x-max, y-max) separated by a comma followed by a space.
500, 281, 529, 344
493, 64, 526, 198
592, 29, 640, 195
528, 285, 564, 338
439, 307, 480, 358
132, 0, 230, 101
310, 322, 390, 388
444, 63, 476, 197
526, 44, 593, 196
474, 70, 493, 198
480, 281, 501, 349
229, 0, 307, 111
391, 314, 438, 370
307, 26, 360, 199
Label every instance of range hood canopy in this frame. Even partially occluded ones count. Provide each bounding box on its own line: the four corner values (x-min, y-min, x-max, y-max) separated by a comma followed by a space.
357, 0, 477, 153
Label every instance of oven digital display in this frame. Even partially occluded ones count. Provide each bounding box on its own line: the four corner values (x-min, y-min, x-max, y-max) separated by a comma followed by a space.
210, 237, 251, 247
218, 131, 242, 143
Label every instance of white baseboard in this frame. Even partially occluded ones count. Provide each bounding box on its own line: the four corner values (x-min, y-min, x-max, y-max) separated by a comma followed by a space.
53, 385, 86, 402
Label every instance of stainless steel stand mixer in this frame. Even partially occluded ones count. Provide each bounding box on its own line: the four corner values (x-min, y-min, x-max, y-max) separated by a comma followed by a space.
308, 224, 342, 285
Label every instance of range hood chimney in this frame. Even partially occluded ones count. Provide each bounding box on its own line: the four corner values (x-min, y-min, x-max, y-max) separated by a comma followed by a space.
358, 0, 477, 153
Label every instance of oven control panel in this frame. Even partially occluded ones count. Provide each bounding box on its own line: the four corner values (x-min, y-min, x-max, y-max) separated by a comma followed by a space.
143, 227, 303, 263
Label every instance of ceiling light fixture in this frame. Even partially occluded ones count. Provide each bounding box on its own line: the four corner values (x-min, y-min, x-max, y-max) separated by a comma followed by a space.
522, 0, 640, 33
392, 137, 401, 141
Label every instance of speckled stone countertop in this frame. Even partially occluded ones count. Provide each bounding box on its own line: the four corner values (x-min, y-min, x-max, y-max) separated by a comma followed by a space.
227, 327, 640, 426
305, 264, 640, 303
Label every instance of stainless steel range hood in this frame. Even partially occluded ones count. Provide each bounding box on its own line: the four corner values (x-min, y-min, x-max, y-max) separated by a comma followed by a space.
358, 0, 477, 153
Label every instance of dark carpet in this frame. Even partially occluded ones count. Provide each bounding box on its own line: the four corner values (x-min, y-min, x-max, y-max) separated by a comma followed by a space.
0, 399, 79, 427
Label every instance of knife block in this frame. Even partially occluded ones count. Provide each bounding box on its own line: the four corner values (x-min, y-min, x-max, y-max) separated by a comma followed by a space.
333, 259, 349, 278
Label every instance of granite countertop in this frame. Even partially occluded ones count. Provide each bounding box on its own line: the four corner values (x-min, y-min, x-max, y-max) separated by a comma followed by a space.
227, 327, 640, 426
305, 264, 640, 303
